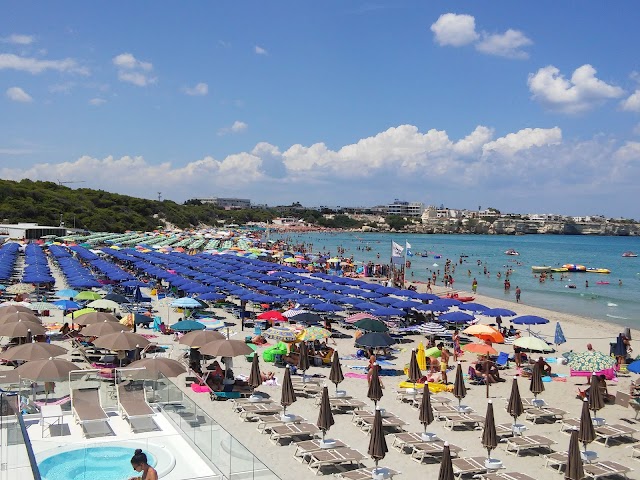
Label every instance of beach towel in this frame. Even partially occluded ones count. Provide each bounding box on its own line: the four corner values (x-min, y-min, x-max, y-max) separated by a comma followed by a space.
344, 372, 368, 380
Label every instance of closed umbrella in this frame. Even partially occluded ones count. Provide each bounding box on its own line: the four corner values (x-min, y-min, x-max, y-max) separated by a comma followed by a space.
588, 374, 604, 415
578, 398, 596, 451
482, 400, 498, 460
83, 320, 131, 336
453, 363, 467, 409
367, 408, 388, 473
0, 319, 46, 337
316, 385, 335, 440
126, 357, 186, 379
298, 341, 311, 375
329, 351, 344, 394
529, 362, 545, 398
178, 330, 225, 348
200, 339, 253, 357
419, 384, 435, 439
566, 428, 585, 480
507, 378, 524, 429
438, 443, 455, 480
0, 312, 41, 324
280, 366, 297, 416
248, 354, 262, 392
2, 343, 67, 361
408, 349, 422, 391
554, 322, 567, 346
92, 331, 150, 351
367, 363, 383, 406
16, 357, 78, 381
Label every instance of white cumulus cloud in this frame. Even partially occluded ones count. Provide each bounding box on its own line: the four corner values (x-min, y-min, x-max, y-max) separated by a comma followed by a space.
2, 34, 35, 45
476, 29, 533, 59
112, 53, 156, 86
528, 64, 625, 113
218, 121, 248, 136
430, 13, 478, 47
88, 98, 106, 106
254, 45, 268, 55
183, 82, 208, 96
482, 127, 562, 156
6, 86, 33, 103
0, 53, 89, 75
621, 90, 640, 112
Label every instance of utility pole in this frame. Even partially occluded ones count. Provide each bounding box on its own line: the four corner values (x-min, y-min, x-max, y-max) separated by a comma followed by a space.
158, 192, 162, 202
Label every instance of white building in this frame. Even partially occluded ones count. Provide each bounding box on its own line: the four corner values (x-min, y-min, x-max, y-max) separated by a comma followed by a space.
193, 197, 251, 209
386, 200, 424, 217
0, 223, 67, 240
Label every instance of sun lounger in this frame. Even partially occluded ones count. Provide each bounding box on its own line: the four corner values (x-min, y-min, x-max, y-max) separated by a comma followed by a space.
335, 467, 401, 480
481, 472, 537, 480
269, 422, 320, 444
293, 382, 323, 397
391, 432, 432, 452
256, 413, 305, 433
505, 434, 555, 456
231, 396, 274, 412
442, 413, 485, 430
117, 384, 155, 431
357, 415, 407, 433
71, 388, 110, 437
452, 456, 498, 479
293, 438, 347, 462
307, 447, 365, 475
595, 423, 637, 446
410, 441, 463, 464
495, 423, 520, 439
544, 451, 568, 472
328, 398, 366, 411
584, 460, 632, 480
238, 403, 283, 420
524, 407, 567, 424
433, 403, 465, 419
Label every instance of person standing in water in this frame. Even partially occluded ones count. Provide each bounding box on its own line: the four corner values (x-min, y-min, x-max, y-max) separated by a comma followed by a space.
129, 449, 158, 480
515, 286, 521, 303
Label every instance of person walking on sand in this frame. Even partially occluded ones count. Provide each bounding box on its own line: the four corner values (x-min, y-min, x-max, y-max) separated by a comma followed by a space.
515, 286, 521, 303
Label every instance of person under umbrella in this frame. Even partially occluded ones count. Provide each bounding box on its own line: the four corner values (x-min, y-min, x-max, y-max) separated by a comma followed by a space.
419, 383, 436, 441
529, 362, 545, 399
578, 398, 596, 453
367, 362, 383, 407
453, 363, 467, 410
367, 407, 388, 476
297, 341, 311, 381
316, 385, 335, 442
438, 442, 455, 480
566, 428, 585, 480
280, 365, 297, 419
482, 400, 498, 464
329, 350, 344, 394
248, 353, 262, 395
507, 378, 525, 433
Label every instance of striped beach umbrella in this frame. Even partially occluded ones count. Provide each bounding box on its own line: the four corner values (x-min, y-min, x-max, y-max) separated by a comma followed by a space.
263, 325, 298, 342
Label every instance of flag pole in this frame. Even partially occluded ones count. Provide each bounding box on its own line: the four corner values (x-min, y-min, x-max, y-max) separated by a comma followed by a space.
403, 240, 408, 287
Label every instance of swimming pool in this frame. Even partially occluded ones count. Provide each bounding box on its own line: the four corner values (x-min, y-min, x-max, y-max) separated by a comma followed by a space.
38, 442, 175, 480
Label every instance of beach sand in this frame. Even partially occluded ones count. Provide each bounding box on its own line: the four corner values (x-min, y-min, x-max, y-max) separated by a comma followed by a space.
7, 266, 638, 480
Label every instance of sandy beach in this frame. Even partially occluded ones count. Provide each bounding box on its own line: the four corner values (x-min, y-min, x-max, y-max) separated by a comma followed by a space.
4, 263, 638, 480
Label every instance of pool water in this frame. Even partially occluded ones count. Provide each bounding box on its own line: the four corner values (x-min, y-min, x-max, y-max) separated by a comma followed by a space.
38, 446, 156, 480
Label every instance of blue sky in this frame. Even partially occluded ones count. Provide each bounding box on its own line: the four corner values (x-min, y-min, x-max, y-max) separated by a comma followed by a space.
1, 1, 639, 218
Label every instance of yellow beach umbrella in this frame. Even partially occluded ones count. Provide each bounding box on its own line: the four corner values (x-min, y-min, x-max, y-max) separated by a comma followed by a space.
417, 341, 427, 371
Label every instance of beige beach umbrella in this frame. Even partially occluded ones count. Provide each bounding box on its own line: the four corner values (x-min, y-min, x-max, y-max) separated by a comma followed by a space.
126, 357, 186, 380
178, 330, 225, 348
0, 320, 46, 337
74, 312, 119, 325
0, 312, 41, 325
82, 320, 131, 336
1, 343, 67, 361
92, 331, 150, 351
0, 305, 34, 316
15, 357, 79, 381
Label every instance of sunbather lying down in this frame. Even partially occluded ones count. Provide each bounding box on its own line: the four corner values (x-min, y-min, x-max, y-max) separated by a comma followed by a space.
261, 371, 275, 382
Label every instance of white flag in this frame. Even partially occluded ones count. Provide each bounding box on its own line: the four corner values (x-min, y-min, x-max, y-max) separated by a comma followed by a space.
391, 241, 404, 257
405, 241, 412, 249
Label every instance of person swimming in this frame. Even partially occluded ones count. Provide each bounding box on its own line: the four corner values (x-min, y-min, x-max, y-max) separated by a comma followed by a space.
129, 449, 158, 480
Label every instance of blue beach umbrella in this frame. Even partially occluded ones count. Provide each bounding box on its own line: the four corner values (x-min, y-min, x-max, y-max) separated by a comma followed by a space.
459, 302, 488, 313
57, 289, 79, 298
53, 299, 81, 310
513, 315, 549, 326
554, 322, 567, 346
370, 307, 405, 317
313, 303, 344, 313
627, 360, 640, 374
433, 298, 462, 308
438, 311, 475, 323
415, 303, 449, 313
170, 297, 202, 309
484, 308, 517, 318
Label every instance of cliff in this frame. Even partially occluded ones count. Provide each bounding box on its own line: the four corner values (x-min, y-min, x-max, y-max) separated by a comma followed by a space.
409, 219, 640, 235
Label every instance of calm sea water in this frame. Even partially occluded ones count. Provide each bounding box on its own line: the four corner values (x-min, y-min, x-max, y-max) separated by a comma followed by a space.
274, 232, 640, 327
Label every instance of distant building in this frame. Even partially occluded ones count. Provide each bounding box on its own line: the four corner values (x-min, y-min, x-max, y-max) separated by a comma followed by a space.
272, 217, 301, 225
192, 197, 251, 209
0, 223, 67, 240
385, 199, 424, 217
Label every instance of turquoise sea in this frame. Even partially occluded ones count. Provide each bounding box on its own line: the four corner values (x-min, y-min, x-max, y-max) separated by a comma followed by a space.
274, 232, 640, 327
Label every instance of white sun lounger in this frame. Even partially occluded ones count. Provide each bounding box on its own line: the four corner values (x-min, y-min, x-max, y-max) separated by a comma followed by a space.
256, 413, 305, 433
293, 439, 347, 462
544, 451, 568, 472
335, 467, 401, 480
356, 415, 407, 434
442, 413, 485, 430
391, 432, 431, 452
595, 423, 637, 447
584, 460, 632, 480
480, 472, 537, 480
505, 434, 555, 456
237, 403, 283, 420
269, 422, 320, 444
524, 407, 567, 424
410, 441, 463, 464
452, 456, 501, 479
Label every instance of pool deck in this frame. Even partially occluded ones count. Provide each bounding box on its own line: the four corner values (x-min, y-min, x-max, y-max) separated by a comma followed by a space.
24, 406, 222, 480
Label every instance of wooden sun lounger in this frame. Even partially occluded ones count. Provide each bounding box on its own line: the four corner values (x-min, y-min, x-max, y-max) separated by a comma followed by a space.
584, 460, 632, 480
544, 451, 568, 472
495, 423, 519, 439
357, 415, 407, 433
256, 413, 305, 432
335, 467, 401, 480
595, 423, 637, 447
442, 413, 485, 431
117, 384, 155, 429
320, 398, 366, 411
523, 407, 567, 424
452, 456, 499, 479
293, 439, 347, 462
480, 472, 537, 480
392, 432, 432, 452
433, 403, 466, 419
71, 388, 110, 437
238, 403, 283, 420
231, 397, 273, 412
293, 382, 323, 397
505, 434, 555, 456
406, 393, 453, 408
410, 441, 463, 464
307, 447, 365, 475
269, 422, 320, 444
559, 417, 581, 433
